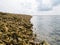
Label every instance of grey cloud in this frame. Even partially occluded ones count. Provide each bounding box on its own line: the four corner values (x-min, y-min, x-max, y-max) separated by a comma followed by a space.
38, 4, 52, 11
52, 0, 60, 6
37, 0, 60, 11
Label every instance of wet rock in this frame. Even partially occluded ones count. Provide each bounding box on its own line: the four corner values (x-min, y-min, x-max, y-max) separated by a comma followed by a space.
40, 40, 50, 45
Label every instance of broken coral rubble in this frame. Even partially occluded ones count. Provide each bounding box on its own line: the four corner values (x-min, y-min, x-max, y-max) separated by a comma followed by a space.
0, 12, 50, 45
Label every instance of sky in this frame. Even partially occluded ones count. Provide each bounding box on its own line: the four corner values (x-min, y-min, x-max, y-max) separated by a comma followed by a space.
0, 0, 60, 15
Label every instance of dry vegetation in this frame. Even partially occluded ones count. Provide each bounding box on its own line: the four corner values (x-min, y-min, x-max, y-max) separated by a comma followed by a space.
0, 12, 50, 45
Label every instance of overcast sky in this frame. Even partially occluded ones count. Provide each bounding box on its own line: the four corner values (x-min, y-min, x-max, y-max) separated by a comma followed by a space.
0, 0, 60, 15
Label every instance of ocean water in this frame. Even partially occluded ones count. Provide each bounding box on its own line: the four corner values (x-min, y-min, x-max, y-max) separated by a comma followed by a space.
31, 15, 60, 45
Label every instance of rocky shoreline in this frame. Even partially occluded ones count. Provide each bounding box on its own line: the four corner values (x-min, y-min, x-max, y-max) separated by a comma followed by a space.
0, 12, 50, 45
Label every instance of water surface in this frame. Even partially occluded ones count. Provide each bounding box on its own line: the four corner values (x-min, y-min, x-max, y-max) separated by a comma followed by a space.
31, 15, 60, 45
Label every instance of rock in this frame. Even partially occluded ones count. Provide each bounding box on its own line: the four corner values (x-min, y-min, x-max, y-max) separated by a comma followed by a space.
0, 12, 50, 45
40, 40, 50, 45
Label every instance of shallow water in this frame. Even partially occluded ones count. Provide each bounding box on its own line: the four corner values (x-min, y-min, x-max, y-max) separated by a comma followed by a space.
31, 15, 60, 45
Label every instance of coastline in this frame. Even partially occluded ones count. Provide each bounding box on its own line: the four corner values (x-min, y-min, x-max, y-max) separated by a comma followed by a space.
0, 12, 50, 45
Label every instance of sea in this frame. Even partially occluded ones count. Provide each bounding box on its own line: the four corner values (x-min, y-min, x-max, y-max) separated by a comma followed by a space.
31, 15, 60, 45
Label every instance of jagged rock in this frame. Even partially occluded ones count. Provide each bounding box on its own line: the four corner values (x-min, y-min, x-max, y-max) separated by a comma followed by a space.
40, 40, 50, 45
0, 12, 50, 45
